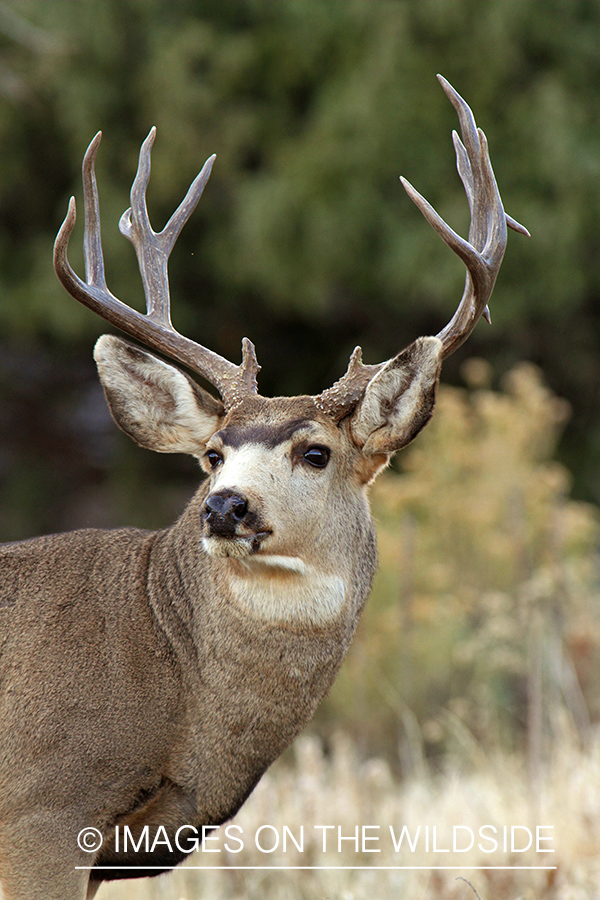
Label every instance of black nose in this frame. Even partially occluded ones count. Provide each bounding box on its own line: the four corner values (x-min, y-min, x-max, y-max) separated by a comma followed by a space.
203, 490, 249, 536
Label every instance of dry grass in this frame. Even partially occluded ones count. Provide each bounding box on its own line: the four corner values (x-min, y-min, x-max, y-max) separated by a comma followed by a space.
99, 728, 600, 900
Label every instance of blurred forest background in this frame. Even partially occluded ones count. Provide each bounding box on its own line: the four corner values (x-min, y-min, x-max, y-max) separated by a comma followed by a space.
1, 0, 600, 786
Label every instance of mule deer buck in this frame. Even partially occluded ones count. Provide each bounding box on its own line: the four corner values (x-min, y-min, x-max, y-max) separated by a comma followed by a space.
0, 76, 527, 899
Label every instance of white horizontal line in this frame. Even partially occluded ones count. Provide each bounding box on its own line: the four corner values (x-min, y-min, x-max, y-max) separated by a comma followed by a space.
77, 865, 557, 871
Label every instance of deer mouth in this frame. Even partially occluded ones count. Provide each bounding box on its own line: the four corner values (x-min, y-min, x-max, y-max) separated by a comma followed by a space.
202, 530, 272, 560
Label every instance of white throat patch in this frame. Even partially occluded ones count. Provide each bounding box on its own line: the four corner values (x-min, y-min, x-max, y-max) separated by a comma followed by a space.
227, 557, 347, 626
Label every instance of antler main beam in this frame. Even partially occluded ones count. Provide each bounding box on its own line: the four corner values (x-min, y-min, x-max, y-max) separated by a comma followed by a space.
54, 129, 260, 409
316, 75, 529, 420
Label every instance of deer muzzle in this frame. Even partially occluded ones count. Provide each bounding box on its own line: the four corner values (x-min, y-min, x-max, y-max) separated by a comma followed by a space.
201, 489, 272, 560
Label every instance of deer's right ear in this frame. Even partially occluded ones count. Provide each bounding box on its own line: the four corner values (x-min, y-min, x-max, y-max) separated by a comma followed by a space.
94, 335, 224, 455
349, 336, 442, 481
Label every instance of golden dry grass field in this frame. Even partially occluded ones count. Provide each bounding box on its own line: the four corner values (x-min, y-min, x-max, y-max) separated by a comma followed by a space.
98, 729, 600, 900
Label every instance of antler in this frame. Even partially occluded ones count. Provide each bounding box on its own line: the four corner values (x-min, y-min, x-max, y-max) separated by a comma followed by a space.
316, 75, 529, 420
54, 129, 260, 409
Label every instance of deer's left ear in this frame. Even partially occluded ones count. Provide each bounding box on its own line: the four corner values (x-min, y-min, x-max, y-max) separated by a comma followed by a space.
350, 336, 443, 465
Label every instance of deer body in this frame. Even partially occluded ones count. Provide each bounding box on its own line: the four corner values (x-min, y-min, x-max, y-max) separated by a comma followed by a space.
0, 77, 527, 899
0, 511, 371, 869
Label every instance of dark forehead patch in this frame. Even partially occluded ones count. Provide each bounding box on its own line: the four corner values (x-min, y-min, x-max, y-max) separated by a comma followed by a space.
218, 418, 318, 449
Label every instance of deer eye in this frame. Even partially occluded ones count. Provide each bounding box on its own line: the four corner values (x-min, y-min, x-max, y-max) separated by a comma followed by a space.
303, 445, 330, 469
205, 449, 223, 470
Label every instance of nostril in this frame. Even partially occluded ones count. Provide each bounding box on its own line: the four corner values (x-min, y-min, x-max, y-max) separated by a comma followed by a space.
204, 494, 225, 518
231, 497, 248, 521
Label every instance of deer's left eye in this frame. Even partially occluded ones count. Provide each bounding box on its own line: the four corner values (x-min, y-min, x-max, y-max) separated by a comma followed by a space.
205, 450, 223, 470
303, 445, 330, 469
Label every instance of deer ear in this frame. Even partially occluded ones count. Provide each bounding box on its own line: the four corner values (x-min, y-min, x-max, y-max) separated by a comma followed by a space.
94, 335, 224, 455
350, 336, 442, 467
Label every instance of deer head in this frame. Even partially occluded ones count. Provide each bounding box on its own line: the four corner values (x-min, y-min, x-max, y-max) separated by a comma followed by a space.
53, 75, 527, 579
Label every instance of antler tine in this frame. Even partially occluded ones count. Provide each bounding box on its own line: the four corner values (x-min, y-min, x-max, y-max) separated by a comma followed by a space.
118, 127, 216, 327
82, 131, 108, 291
54, 129, 260, 407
